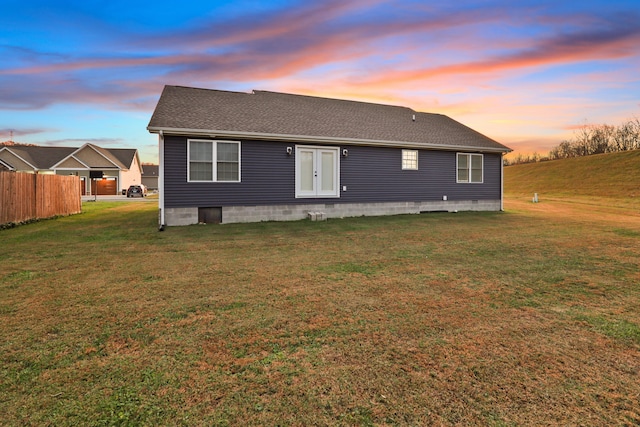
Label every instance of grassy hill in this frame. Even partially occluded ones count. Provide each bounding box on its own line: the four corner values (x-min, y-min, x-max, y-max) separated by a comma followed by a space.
504, 150, 640, 199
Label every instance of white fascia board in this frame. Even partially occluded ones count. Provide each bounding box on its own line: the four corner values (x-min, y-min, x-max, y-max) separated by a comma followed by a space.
54, 155, 122, 171
0, 157, 15, 170
51, 148, 88, 169
56, 143, 122, 170
148, 126, 512, 154
51, 154, 91, 170
51, 150, 97, 169
72, 155, 90, 168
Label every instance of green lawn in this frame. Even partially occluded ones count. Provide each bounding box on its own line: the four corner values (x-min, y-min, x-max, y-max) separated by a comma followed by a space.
505, 149, 640, 200
1, 198, 639, 426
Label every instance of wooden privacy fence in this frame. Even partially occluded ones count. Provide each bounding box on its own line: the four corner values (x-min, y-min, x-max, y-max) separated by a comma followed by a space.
0, 172, 82, 226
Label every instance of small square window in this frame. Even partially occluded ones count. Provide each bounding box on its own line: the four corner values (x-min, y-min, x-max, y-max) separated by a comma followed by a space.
402, 150, 418, 170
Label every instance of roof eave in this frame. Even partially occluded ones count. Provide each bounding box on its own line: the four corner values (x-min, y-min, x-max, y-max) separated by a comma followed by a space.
147, 126, 512, 153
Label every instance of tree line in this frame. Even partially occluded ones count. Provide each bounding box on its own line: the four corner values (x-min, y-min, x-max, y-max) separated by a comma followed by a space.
506, 117, 640, 165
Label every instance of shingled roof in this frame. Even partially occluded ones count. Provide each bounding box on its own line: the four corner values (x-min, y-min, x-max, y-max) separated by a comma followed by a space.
4, 146, 76, 169
0, 144, 138, 171
148, 85, 510, 153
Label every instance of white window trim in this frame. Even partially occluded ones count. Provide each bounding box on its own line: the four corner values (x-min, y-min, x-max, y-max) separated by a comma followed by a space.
295, 145, 340, 198
456, 153, 484, 184
402, 149, 418, 170
187, 139, 241, 183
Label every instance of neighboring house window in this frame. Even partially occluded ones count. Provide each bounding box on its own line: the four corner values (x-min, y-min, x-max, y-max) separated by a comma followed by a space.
295, 145, 339, 198
402, 149, 418, 170
457, 153, 483, 183
188, 140, 240, 182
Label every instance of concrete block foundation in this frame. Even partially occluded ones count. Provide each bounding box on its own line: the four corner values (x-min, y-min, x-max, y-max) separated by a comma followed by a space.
162, 199, 501, 226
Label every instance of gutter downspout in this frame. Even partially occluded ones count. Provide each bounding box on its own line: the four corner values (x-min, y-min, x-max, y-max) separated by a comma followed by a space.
500, 153, 505, 211
158, 131, 165, 230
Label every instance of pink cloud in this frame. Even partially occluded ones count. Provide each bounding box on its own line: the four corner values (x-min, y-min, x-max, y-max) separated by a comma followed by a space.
1, 0, 502, 83
357, 19, 640, 87
2, 0, 638, 157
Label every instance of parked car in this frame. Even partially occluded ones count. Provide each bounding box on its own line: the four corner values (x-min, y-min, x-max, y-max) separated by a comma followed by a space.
126, 185, 147, 197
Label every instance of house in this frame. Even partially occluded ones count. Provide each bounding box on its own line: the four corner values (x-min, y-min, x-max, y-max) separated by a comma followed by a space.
141, 164, 159, 190
0, 143, 143, 195
0, 158, 11, 172
147, 85, 511, 226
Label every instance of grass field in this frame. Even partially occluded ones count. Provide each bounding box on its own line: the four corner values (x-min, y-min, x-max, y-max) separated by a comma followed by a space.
1, 179, 640, 425
505, 149, 640, 201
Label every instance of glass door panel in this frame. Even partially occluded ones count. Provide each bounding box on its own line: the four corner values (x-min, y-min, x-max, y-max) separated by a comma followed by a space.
319, 151, 335, 194
299, 150, 315, 193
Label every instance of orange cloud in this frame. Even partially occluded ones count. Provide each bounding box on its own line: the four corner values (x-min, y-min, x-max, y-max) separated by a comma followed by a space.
3, 0, 639, 162
357, 22, 640, 87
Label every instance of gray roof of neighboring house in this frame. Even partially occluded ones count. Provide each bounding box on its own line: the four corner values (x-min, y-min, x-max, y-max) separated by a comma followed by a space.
4, 146, 76, 169
148, 85, 511, 152
0, 145, 137, 170
109, 149, 138, 169
142, 164, 158, 176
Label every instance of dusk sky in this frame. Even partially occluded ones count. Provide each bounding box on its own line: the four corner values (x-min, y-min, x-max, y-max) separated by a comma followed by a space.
2, 0, 639, 163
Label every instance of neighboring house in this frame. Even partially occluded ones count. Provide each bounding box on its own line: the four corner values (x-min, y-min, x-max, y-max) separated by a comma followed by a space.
141, 164, 159, 190
0, 143, 143, 195
147, 85, 512, 226
0, 158, 12, 171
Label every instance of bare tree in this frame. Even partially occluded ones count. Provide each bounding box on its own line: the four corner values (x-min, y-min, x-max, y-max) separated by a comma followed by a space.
512, 117, 639, 165
612, 121, 635, 151
631, 118, 640, 150
588, 124, 613, 154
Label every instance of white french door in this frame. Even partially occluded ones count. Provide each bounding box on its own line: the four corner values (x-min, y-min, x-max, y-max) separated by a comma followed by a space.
295, 146, 339, 198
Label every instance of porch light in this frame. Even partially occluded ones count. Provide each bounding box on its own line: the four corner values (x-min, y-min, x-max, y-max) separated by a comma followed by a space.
286, 147, 293, 156
342, 149, 348, 157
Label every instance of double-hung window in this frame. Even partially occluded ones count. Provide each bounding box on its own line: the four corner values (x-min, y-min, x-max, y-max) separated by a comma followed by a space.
188, 139, 240, 182
402, 149, 418, 170
457, 153, 483, 183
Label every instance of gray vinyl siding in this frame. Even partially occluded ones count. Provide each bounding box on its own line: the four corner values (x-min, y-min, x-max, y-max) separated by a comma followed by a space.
340, 146, 501, 202
163, 136, 501, 208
